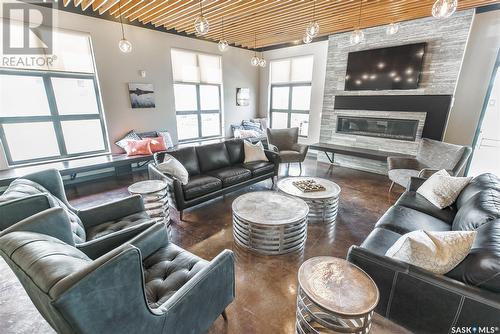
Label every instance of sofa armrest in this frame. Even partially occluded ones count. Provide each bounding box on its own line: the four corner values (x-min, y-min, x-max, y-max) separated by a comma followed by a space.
407, 176, 427, 191
160, 250, 235, 332
148, 164, 185, 211
0, 207, 75, 246
0, 194, 52, 231
77, 195, 145, 229
387, 156, 421, 171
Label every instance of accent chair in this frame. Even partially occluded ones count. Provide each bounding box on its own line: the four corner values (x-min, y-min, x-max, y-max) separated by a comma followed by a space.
266, 127, 309, 175
387, 138, 472, 191
0, 209, 235, 334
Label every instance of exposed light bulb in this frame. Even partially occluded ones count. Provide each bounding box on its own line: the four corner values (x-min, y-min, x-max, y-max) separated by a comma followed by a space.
432, 0, 457, 19
306, 21, 320, 37
118, 38, 132, 53
218, 39, 229, 52
259, 58, 266, 67
386, 22, 399, 36
194, 15, 209, 35
303, 33, 313, 44
250, 56, 260, 66
350, 29, 364, 45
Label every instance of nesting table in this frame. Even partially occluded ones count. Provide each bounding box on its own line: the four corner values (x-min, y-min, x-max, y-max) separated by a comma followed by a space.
231, 191, 309, 255
277, 177, 341, 224
296, 257, 379, 334
128, 180, 170, 225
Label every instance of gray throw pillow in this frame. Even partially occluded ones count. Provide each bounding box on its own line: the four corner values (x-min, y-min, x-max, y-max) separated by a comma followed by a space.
156, 154, 189, 185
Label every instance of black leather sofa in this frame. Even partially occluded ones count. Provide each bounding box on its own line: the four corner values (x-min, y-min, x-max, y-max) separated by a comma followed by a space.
348, 173, 500, 334
148, 139, 279, 219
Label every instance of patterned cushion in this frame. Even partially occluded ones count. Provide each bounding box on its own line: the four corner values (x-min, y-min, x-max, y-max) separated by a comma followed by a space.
417, 170, 472, 209
85, 211, 155, 241
386, 230, 476, 274
0, 179, 86, 243
242, 120, 262, 131
115, 130, 141, 150
143, 243, 208, 309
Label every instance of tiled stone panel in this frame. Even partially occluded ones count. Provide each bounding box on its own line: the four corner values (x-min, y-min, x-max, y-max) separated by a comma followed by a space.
319, 10, 474, 174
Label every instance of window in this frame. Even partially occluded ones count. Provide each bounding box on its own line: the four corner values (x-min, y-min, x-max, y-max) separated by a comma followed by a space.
0, 26, 107, 165
171, 49, 222, 141
269, 56, 313, 137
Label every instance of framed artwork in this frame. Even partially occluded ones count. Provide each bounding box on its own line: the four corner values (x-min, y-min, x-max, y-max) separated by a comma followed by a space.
236, 87, 250, 106
128, 83, 155, 108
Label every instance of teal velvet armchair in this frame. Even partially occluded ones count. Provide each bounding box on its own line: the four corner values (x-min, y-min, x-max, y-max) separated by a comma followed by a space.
0, 169, 156, 258
0, 209, 235, 334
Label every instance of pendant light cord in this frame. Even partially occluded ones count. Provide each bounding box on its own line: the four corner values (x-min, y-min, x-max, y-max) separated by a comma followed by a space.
312, 0, 316, 21
221, 17, 224, 39
199, 0, 203, 16
357, 0, 363, 28
119, 0, 125, 39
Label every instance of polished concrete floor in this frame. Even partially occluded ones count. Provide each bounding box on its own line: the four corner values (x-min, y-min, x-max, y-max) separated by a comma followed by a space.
0, 158, 410, 333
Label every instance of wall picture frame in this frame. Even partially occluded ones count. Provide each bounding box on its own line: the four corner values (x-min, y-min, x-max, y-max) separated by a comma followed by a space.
128, 83, 155, 109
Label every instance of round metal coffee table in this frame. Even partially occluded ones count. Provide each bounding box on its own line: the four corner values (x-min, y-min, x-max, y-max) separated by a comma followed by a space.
128, 180, 170, 224
277, 177, 341, 224
232, 191, 309, 255
296, 257, 379, 334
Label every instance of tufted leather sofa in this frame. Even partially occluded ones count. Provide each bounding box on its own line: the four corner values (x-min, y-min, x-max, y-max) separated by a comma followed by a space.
0, 209, 235, 334
347, 173, 500, 333
0, 169, 156, 258
148, 139, 279, 218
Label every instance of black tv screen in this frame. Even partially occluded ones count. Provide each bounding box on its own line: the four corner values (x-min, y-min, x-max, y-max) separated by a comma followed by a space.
345, 43, 426, 91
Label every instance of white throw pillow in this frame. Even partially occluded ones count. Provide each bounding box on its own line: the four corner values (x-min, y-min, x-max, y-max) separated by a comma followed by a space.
417, 169, 472, 209
244, 141, 269, 163
385, 230, 476, 275
156, 154, 189, 185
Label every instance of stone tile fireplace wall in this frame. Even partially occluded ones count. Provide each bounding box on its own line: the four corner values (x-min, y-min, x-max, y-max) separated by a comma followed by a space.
319, 10, 474, 174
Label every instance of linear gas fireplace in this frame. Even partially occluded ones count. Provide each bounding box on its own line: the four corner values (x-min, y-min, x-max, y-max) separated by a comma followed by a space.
336, 116, 419, 141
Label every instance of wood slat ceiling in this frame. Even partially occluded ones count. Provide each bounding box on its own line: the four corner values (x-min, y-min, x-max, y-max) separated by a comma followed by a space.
64, 0, 499, 49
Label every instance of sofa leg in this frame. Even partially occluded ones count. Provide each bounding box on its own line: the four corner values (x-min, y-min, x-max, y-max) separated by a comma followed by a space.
299, 162, 302, 175
389, 181, 395, 193
222, 310, 228, 321
179, 210, 183, 221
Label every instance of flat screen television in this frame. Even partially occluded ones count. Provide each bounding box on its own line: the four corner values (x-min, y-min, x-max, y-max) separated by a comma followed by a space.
345, 43, 427, 91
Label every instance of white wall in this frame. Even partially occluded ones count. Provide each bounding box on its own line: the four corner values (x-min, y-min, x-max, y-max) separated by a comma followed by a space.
260, 41, 329, 145
0, 4, 259, 169
445, 10, 500, 146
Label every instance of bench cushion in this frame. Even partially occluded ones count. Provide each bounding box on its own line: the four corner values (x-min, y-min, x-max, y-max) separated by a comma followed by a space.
207, 167, 252, 188
143, 243, 208, 309
182, 175, 222, 200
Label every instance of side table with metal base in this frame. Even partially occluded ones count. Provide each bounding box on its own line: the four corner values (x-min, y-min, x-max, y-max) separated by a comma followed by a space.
296, 257, 379, 334
128, 180, 170, 227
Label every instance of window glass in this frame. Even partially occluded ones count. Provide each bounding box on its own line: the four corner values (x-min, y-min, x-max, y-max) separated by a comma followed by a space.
199, 54, 222, 84
291, 86, 312, 110
52, 77, 99, 115
3, 122, 60, 161
174, 84, 198, 111
201, 113, 220, 137
291, 56, 314, 82
0, 75, 51, 117
271, 112, 288, 129
199, 85, 220, 110
61, 120, 105, 154
171, 49, 199, 82
291, 113, 310, 137
50, 31, 94, 73
176, 114, 199, 141
271, 87, 289, 110
270, 59, 291, 83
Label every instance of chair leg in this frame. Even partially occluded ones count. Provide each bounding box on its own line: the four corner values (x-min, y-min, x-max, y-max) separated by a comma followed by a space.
299, 162, 302, 175
222, 310, 228, 321
389, 181, 395, 193
179, 210, 183, 221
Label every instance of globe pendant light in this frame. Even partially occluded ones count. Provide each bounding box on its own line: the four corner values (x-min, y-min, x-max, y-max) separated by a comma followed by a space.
250, 34, 260, 66
118, 1, 132, 53
259, 55, 266, 67
305, 0, 319, 38
218, 18, 228, 52
386, 22, 399, 36
303, 33, 313, 44
432, 0, 458, 19
350, 0, 365, 46
194, 0, 209, 35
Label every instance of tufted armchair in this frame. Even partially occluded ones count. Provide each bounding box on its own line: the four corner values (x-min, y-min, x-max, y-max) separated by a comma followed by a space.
0, 169, 156, 258
0, 208, 235, 334
387, 138, 472, 192
266, 127, 309, 175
